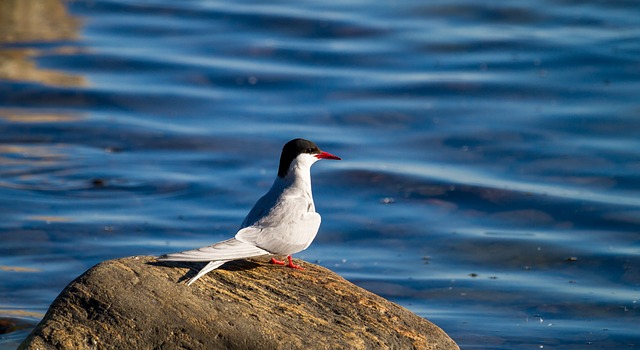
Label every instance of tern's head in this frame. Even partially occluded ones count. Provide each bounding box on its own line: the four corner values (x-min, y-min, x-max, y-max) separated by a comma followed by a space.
277, 138, 341, 178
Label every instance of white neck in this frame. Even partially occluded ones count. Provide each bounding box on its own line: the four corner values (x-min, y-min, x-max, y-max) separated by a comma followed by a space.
272, 153, 317, 203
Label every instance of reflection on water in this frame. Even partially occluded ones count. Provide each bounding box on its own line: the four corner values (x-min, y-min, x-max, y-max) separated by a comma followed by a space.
1, 0, 639, 349
0, 48, 86, 86
0, 0, 85, 87
0, 3, 86, 345
0, 0, 78, 43
0, 110, 80, 123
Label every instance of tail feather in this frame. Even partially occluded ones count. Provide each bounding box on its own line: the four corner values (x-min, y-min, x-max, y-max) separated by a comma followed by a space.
157, 238, 271, 285
158, 238, 270, 262
187, 260, 229, 286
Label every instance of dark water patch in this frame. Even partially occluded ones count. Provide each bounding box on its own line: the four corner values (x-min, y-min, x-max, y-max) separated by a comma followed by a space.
0, 317, 38, 350
413, 3, 551, 25
0, 317, 35, 335
0, 84, 213, 117
38, 51, 185, 74
336, 167, 640, 231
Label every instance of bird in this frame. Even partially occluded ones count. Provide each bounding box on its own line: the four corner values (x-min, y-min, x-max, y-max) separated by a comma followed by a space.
157, 138, 341, 285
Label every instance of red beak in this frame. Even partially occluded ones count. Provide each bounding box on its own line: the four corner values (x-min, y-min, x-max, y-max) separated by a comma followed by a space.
315, 151, 341, 160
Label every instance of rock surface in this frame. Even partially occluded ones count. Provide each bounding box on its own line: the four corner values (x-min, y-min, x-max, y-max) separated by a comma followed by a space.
20, 256, 459, 350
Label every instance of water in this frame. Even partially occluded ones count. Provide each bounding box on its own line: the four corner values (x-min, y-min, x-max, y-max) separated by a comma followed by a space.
1, 0, 639, 348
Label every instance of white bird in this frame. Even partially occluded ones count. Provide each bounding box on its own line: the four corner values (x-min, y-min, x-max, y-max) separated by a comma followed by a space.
158, 138, 341, 285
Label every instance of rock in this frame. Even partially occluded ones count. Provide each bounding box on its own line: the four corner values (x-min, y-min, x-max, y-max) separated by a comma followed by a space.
20, 256, 459, 350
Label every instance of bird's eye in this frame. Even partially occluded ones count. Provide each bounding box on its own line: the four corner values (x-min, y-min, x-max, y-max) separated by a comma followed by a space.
306, 148, 315, 153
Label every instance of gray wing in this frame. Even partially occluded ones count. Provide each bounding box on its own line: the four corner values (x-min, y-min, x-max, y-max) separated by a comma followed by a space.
157, 238, 270, 262
235, 196, 321, 255
241, 190, 278, 228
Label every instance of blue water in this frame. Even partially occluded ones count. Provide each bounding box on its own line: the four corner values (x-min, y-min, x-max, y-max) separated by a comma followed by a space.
1, 0, 639, 348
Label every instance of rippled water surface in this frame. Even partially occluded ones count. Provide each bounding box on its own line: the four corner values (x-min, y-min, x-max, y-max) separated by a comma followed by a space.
1, 0, 639, 348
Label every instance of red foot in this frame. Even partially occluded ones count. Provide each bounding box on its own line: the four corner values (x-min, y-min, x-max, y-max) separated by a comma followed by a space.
270, 257, 286, 265
271, 255, 304, 270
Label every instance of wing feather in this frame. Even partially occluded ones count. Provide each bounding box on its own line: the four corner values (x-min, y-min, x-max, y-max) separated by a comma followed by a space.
158, 238, 270, 262
235, 196, 321, 255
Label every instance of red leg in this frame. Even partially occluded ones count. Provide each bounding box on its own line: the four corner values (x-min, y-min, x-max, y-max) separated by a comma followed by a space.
271, 256, 304, 270
285, 255, 304, 270
270, 257, 286, 265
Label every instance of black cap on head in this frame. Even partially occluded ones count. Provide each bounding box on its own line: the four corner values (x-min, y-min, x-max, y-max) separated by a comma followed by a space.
278, 138, 321, 178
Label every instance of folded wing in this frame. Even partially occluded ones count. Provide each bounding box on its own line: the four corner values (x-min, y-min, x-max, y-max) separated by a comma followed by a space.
235, 196, 321, 255
158, 238, 270, 262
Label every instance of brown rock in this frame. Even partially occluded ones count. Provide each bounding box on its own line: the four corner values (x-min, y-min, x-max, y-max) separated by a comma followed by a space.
20, 256, 459, 350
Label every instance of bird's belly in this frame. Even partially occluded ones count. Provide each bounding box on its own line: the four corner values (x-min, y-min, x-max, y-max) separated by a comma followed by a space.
256, 214, 321, 255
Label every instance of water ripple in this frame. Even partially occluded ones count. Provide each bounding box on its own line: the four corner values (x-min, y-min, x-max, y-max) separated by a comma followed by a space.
1, 0, 639, 349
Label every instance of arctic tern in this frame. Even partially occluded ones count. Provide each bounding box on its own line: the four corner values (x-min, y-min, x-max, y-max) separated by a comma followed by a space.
158, 138, 341, 285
